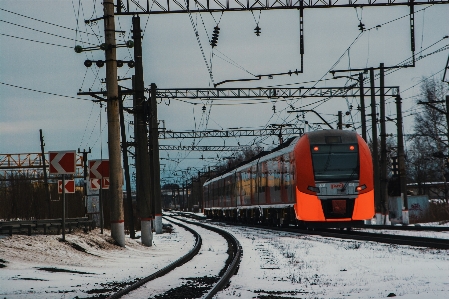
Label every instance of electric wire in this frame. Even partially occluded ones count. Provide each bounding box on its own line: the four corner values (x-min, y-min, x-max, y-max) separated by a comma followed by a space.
0, 20, 96, 45
0, 7, 97, 36
0, 82, 92, 101
0, 33, 73, 48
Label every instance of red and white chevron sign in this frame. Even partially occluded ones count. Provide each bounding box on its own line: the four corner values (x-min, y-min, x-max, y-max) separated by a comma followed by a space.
49, 151, 76, 174
58, 180, 75, 194
89, 159, 109, 179
90, 178, 109, 190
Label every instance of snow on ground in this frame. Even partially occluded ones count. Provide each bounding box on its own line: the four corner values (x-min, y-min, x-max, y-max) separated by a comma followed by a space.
1, 219, 449, 299
0, 224, 193, 298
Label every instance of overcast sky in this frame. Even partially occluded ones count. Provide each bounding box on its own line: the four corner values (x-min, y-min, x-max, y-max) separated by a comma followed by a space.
1, 1, 448, 185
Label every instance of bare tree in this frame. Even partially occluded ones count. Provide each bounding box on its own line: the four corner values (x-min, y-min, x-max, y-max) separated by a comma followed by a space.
407, 78, 449, 199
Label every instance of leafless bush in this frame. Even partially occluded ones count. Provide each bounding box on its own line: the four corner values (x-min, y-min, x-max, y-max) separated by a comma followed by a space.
412, 201, 449, 224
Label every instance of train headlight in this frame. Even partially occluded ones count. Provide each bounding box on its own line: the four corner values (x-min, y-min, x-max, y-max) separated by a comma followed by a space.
356, 184, 367, 192
307, 186, 320, 193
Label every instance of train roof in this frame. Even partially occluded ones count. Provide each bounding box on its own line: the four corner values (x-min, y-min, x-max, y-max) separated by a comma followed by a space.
305, 129, 359, 144
204, 135, 301, 185
203, 130, 361, 186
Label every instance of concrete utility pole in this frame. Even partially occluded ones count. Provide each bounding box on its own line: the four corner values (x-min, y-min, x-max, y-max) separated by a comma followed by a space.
150, 83, 163, 234
370, 68, 381, 221
379, 63, 390, 224
119, 87, 135, 239
39, 129, 51, 218
359, 73, 367, 141
103, 0, 125, 246
396, 95, 409, 224
132, 16, 153, 246
337, 111, 343, 129
77, 147, 91, 217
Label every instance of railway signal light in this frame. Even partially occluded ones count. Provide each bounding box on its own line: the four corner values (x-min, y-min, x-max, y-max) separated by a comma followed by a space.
210, 26, 220, 48
391, 156, 399, 176
254, 25, 261, 36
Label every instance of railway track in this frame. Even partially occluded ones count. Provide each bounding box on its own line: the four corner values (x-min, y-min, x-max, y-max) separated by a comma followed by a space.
198, 217, 449, 250
107, 216, 242, 299
295, 228, 449, 250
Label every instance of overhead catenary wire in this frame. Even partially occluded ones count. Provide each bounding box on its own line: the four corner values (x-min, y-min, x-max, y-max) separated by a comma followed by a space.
0, 7, 97, 36
0, 19, 97, 45
0, 33, 73, 48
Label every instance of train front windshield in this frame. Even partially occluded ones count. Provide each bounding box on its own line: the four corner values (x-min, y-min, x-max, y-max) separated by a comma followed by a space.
311, 144, 359, 181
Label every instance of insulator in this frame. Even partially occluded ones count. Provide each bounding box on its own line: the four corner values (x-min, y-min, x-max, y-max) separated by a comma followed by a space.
358, 21, 365, 32
74, 45, 83, 53
202, 105, 206, 111
254, 25, 261, 36
126, 40, 134, 48
96, 60, 105, 67
117, 60, 124, 67
211, 26, 220, 48
128, 61, 135, 68
84, 60, 93, 67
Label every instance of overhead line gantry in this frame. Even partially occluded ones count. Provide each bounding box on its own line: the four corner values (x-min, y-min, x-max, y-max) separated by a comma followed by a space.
115, 0, 449, 14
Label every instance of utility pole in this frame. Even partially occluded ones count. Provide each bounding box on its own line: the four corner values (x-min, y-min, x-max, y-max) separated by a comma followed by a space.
150, 83, 163, 234
379, 63, 389, 224
337, 111, 343, 129
359, 73, 367, 141
77, 147, 91, 217
103, 0, 125, 246
446, 96, 449, 202
132, 16, 153, 246
119, 87, 135, 239
370, 68, 381, 221
39, 129, 51, 218
396, 95, 409, 225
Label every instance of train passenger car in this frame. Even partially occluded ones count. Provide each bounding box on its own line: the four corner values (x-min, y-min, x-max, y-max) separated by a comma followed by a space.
202, 129, 374, 228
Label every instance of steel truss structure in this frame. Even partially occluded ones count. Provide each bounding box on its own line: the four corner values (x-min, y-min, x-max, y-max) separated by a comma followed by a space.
116, 0, 449, 15
0, 153, 85, 179
159, 127, 303, 138
159, 145, 264, 151
152, 86, 400, 99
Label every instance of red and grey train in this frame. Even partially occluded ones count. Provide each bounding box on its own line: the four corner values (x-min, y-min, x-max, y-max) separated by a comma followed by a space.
202, 129, 374, 227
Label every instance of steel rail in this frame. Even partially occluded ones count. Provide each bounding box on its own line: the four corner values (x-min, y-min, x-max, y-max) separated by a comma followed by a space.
206, 220, 449, 249
320, 229, 449, 249
170, 214, 243, 299
360, 224, 449, 231
261, 225, 449, 249
107, 217, 202, 299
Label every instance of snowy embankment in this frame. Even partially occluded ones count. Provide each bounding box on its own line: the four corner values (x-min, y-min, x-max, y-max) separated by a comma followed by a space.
1, 220, 449, 299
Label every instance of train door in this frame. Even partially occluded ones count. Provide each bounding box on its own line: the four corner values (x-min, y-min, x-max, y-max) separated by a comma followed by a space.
258, 161, 268, 205
280, 155, 289, 203
289, 151, 296, 203
236, 171, 242, 207
203, 184, 209, 208
267, 158, 281, 203
250, 165, 257, 205
241, 168, 250, 206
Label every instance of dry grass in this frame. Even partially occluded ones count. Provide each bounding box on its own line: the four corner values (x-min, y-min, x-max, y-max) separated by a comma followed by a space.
412, 201, 449, 224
